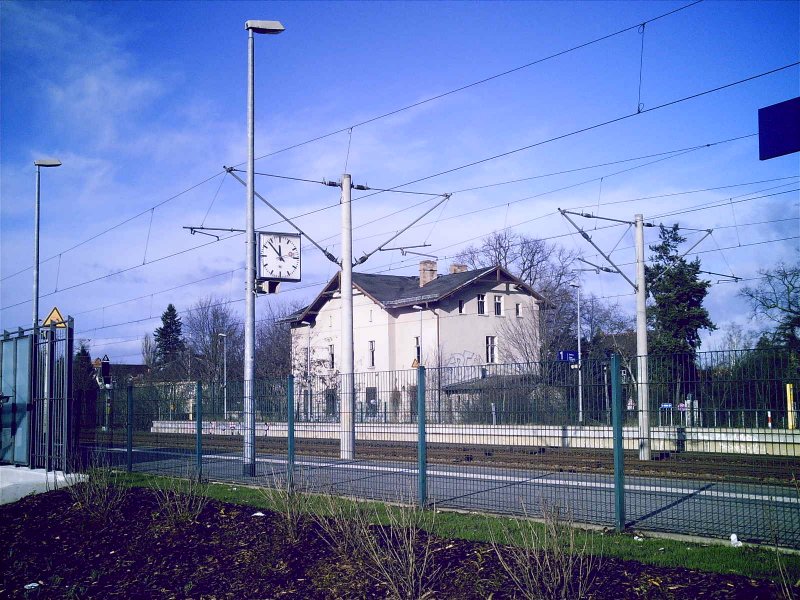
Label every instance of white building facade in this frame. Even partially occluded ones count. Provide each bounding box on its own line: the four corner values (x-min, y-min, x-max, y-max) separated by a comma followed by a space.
288, 261, 545, 377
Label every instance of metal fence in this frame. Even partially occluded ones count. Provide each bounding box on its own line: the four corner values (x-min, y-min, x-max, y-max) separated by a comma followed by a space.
80, 348, 800, 548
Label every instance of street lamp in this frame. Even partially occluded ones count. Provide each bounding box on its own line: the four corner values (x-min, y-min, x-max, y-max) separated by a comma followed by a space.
33, 158, 62, 329
218, 333, 227, 420
300, 321, 311, 379
412, 305, 424, 365
243, 19, 284, 477
569, 282, 583, 425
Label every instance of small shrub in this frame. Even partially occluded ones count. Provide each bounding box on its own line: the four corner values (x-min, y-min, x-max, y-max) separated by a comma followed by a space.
348, 495, 441, 600
153, 468, 210, 526
489, 499, 600, 600
257, 467, 315, 544
65, 452, 127, 522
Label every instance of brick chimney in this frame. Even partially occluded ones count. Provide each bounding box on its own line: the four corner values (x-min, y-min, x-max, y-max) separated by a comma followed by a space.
419, 260, 437, 287
449, 263, 468, 274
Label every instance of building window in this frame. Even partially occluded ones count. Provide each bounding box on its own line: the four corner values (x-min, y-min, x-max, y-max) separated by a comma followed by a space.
328, 344, 335, 369
368, 340, 376, 368
458, 299, 464, 314
369, 309, 373, 322
325, 388, 338, 417
414, 336, 421, 362
486, 336, 497, 363
515, 303, 521, 317
494, 295, 503, 316
366, 386, 378, 417
329, 315, 333, 328
477, 294, 486, 315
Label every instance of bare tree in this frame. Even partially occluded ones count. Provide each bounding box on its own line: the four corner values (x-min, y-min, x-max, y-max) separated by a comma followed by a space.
141, 333, 157, 368
740, 262, 799, 350
457, 232, 581, 360
183, 296, 243, 383
255, 299, 305, 380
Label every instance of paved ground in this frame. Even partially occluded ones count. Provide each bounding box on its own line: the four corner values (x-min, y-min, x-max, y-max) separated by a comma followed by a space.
104, 445, 800, 548
0, 465, 81, 505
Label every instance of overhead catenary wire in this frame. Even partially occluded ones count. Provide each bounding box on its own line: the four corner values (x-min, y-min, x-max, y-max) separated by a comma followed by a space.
81, 231, 794, 355
0, 2, 720, 288
348, 62, 799, 201
3, 61, 788, 301
0, 169, 227, 283
246, 0, 707, 167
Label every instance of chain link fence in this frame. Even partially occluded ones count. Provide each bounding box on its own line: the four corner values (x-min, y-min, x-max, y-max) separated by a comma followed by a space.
79, 348, 799, 547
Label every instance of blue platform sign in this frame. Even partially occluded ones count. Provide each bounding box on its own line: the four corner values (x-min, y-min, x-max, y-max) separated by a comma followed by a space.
558, 350, 578, 363
759, 97, 800, 161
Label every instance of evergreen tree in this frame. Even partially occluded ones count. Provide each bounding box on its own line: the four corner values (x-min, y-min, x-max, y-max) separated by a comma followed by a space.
71, 342, 96, 455
645, 224, 715, 405
645, 224, 715, 355
154, 304, 185, 368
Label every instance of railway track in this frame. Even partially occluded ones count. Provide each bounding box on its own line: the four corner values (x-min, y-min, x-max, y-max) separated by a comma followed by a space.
83, 430, 799, 486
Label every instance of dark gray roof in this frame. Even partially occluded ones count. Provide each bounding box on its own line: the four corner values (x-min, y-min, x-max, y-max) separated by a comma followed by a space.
353, 268, 507, 307
285, 265, 547, 325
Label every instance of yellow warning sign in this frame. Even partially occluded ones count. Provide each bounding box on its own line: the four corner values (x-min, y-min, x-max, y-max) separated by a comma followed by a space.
42, 306, 67, 328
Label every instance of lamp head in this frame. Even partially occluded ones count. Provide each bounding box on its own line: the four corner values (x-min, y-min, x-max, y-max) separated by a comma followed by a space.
412, 305, 423, 310
218, 333, 227, 338
34, 159, 61, 168
245, 20, 285, 34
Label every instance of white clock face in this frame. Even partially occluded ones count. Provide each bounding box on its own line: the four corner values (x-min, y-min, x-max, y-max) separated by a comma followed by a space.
258, 232, 301, 281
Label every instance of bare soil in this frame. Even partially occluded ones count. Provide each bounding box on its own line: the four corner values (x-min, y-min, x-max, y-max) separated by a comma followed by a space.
0, 486, 784, 599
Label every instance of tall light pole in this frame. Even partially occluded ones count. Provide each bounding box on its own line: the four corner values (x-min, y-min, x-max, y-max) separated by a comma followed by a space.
218, 333, 227, 420
569, 283, 583, 425
412, 305, 424, 365
243, 19, 284, 476
301, 320, 311, 420
33, 159, 61, 329
301, 321, 311, 379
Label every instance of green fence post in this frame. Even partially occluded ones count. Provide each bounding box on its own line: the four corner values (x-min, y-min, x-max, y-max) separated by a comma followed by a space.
126, 383, 133, 473
196, 381, 203, 479
611, 354, 626, 532
417, 366, 427, 507
287, 375, 295, 490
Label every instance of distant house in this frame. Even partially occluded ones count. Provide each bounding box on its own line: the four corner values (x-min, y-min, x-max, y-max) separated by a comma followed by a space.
284, 261, 546, 421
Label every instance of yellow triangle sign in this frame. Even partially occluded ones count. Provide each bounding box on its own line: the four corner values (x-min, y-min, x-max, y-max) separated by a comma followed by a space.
42, 306, 67, 328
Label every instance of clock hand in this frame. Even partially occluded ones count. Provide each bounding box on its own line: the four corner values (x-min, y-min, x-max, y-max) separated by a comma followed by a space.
268, 241, 279, 255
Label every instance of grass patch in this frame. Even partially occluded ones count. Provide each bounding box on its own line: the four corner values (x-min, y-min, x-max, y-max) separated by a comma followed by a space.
116, 471, 799, 585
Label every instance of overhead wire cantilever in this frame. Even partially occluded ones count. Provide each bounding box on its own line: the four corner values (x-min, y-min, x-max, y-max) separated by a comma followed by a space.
355, 193, 452, 266
224, 166, 339, 264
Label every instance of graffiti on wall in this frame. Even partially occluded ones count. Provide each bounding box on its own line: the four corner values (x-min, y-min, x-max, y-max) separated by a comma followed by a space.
443, 351, 481, 368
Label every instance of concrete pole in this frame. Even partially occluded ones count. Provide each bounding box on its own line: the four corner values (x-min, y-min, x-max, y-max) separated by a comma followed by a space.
222, 334, 228, 420
576, 283, 583, 425
635, 214, 651, 461
243, 28, 257, 476
33, 165, 41, 330
340, 174, 355, 460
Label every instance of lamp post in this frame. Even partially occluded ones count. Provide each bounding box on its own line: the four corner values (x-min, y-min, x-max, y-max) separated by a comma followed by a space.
243, 19, 284, 477
218, 333, 227, 420
412, 305, 424, 365
33, 159, 62, 329
569, 282, 583, 425
301, 320, 311, 421
300, 321, 311, 379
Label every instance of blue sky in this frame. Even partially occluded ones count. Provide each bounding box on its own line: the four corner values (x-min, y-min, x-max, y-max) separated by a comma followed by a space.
1, 0, 798, 362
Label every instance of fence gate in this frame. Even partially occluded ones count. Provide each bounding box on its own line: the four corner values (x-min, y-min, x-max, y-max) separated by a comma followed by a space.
0, 318, 73, 470
1, 331, 34, 465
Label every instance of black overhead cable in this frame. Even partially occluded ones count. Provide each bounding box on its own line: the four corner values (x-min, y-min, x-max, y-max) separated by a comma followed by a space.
245, 1, 706, 166
349, 62, 799, 202
0, 1, 714, 286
